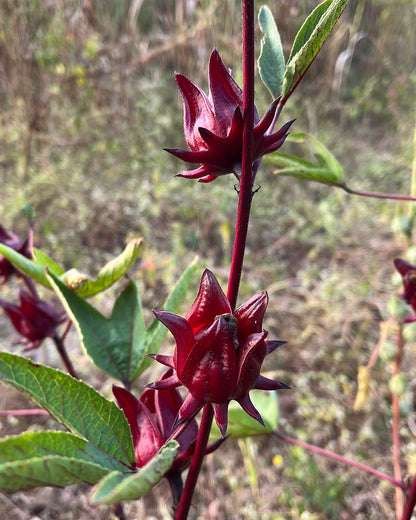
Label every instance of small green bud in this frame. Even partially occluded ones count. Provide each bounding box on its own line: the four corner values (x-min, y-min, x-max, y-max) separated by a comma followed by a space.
392, 215, 412, 238
386, 296, 409, 321
403, 322, 416, 342
406, 246, 416, 265
379, 341, 397, 362
389, 373, 407, 396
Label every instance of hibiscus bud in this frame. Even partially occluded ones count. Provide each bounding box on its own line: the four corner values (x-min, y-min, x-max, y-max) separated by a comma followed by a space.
113, 370, 223, 501
0, 289, 65, 349
394, 258, 416, 323
165, 49, 294, 183
149, 269, 289, 436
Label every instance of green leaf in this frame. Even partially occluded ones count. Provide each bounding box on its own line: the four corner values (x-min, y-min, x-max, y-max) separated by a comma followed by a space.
0, 238, 142, 297
91, 441, 179, 505
0, 432, 115, 490
132, 257, 198, 378
60, 238, 143, 297
0, 456, 110, 491
0, 243, 52, 288
257, 5, 285, 99
48, 273, 147, 385
0, 352, 135, 470
264, 132, 345, 186
0, 431, 102, 463
32, 248, 65, 276
282, 0, 350, 102
210, 391, 280, 440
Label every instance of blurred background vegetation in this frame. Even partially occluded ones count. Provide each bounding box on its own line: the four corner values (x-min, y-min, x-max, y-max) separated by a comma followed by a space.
0, 0, 415, 518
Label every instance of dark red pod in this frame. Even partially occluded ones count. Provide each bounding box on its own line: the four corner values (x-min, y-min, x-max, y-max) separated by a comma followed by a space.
0, 289, 65, 349
150, 269, 289, 436
113, 370, 222, 479
394, 258, 416, 322
165, 49, 294, 183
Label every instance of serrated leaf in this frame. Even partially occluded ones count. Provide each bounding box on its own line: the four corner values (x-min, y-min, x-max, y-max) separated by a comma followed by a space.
60, 238, 143, 297
258, 5, 285, 99
48, 273, 146, 385
0, 352, 135, 469
0, 431, 102, 463
0, 456, 110, 491
0, 431, 117, 491
287, 0, 332, 63
264, 132, 345, 186
132, 257, 198, 378
210, 391, 280, 441
91, 441, 179, 505
282, 0, 350, 102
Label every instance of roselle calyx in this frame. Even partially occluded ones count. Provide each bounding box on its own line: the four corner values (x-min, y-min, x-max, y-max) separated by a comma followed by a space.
394, 258, 416, 323
0, 289, 65, 349
165, 49, 294, 183
113, 370, 222, 500
149, 269, 288, 436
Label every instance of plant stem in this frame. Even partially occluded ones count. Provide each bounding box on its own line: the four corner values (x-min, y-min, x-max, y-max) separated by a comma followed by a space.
227, 0, 255, 310
393, 324, 405, 518
0, 408, 49, 416
342, 184, 416, 201
174, 405, 214, 520
175, 3, 256, 518
52, 332, 79, 379
274, 431, 405, 490
408, 126, 416, 220
113, 502, 127, 520
401, 475, 416, 520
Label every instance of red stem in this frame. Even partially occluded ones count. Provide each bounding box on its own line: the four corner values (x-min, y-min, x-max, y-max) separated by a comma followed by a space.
0, 408, 49, 416
274, 431, 405, 490
401, 476, 416, 520
227, 0, 255, 310
342, 185, 416, 201
175, 3, 256, 518
393, 324, 404, 518
174, 405, 214, 520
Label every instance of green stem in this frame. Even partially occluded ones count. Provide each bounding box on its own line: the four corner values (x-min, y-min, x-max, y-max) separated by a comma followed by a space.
52, 332, 79, 379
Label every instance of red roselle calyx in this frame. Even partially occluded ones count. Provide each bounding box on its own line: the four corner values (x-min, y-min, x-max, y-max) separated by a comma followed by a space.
113, 371, 223, 490
165, 49, 294, 183
0, 289, 66, 350
149, 269, 289, 436
394, 258, 416, 322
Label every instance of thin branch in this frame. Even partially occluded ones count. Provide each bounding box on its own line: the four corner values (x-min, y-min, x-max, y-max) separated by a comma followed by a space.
401, 475, 416, 520
52, 332, 79, 379
0, 409, 49, 416
393, 324, 405, 518
274, 431, 405, 490
342, 184, 416, 201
